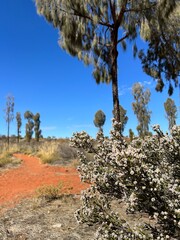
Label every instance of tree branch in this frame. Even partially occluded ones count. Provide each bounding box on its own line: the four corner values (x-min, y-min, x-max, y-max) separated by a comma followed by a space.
116, 0, 128, 27
117, 33, 129, 44
110, 0, 116, 23
59, 7, 113, 29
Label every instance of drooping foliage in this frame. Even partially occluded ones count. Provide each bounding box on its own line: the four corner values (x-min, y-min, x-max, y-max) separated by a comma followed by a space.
93, 110, 106, 132
35, 0, 178, 122
132, 83, 151, 138
24, 111, 34, 142
139, 1, 180, 95
164, 98, 177, 131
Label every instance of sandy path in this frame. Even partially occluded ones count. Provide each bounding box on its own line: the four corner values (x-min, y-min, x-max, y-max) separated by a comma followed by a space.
0, 154, 89, 208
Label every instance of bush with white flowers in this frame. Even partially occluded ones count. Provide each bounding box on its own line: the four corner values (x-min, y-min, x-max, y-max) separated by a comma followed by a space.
70, 120, 180, 240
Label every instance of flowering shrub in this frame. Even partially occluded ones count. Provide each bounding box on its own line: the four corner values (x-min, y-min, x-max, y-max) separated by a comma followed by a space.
70, 120, 180, 240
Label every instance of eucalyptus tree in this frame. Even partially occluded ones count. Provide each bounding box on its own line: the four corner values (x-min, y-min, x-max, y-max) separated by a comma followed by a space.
33, 113, 42, 142
4, 94, 14, 147
24, 111, 34, 142
35, 0, 178, 123
132, 82, 151, 138
164, 98, 177, 131
16, 112, 22, 143
93, 110, 106, 132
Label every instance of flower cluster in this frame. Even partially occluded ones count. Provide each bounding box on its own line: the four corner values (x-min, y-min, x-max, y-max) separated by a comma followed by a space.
70, 121, 180, 239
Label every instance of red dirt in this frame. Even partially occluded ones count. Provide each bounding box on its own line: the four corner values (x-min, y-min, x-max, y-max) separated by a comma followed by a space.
0, 154, 89, 210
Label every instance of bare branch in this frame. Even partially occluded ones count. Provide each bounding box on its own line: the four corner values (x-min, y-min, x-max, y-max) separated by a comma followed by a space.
117, 33, 129, 44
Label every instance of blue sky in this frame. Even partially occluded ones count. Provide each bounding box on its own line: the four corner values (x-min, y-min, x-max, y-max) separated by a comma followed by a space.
0, 0, 179, 138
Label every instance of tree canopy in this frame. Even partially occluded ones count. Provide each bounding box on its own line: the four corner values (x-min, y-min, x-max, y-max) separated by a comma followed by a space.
35, 0, 179, 122
139, 2, 180, 95
93, 110, 106, 132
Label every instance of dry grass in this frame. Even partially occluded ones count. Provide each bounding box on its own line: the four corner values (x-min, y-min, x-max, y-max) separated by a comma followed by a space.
35, 181, 64, 201
36, 141, 77, 165
0, 152, 12, 167
36, 142, 61, 164
0, 138, 78, 168
0, 143, 21, 168
0, 195, 97, 240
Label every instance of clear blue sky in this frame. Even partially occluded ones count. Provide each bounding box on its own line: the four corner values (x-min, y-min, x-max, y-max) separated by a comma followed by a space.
0, 0, 179, 138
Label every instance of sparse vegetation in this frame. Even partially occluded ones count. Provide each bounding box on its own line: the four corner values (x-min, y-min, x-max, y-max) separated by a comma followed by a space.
0, 137, 78, 169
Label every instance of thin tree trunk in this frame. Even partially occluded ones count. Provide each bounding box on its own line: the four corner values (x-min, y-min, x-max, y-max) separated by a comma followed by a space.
7, 121, 10, 149
17, 129, 19, 143
111, 28, 120, 124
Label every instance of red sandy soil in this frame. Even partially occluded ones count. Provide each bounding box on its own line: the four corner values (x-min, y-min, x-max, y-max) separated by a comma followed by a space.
0, 154, 89, 210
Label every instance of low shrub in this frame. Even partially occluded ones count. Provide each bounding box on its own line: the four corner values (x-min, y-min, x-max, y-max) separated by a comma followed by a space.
0, 152, 12, 167
71, 120, 180, 239
35, 182, 63, 201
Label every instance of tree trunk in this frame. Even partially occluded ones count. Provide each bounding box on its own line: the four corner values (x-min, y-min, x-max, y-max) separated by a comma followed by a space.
7, 121, 10, 149
111, 29, 120, 124
17, 129, 19, 143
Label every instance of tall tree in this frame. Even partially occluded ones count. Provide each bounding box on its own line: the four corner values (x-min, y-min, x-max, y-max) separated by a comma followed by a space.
4, 94, 14, 147
33, 113, 42, 142
24, 111, 34, 142
132, 83, 151, 138
35, 1, 178, 124
164, 98, 177, 131
16, 112, 22, 143
93, 110, 106, 132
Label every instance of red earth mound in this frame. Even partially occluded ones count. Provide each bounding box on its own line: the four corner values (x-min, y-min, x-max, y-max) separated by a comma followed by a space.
0, 154, 89, 211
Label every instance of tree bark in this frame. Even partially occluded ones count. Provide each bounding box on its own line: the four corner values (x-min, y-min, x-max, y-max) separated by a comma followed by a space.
111, 28, 120, 124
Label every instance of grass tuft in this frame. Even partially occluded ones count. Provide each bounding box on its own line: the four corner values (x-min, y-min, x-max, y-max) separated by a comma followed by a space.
35, 182, 63, 201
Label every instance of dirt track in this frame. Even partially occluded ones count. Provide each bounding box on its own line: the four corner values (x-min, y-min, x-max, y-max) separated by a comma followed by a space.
0, 154, 89, 209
